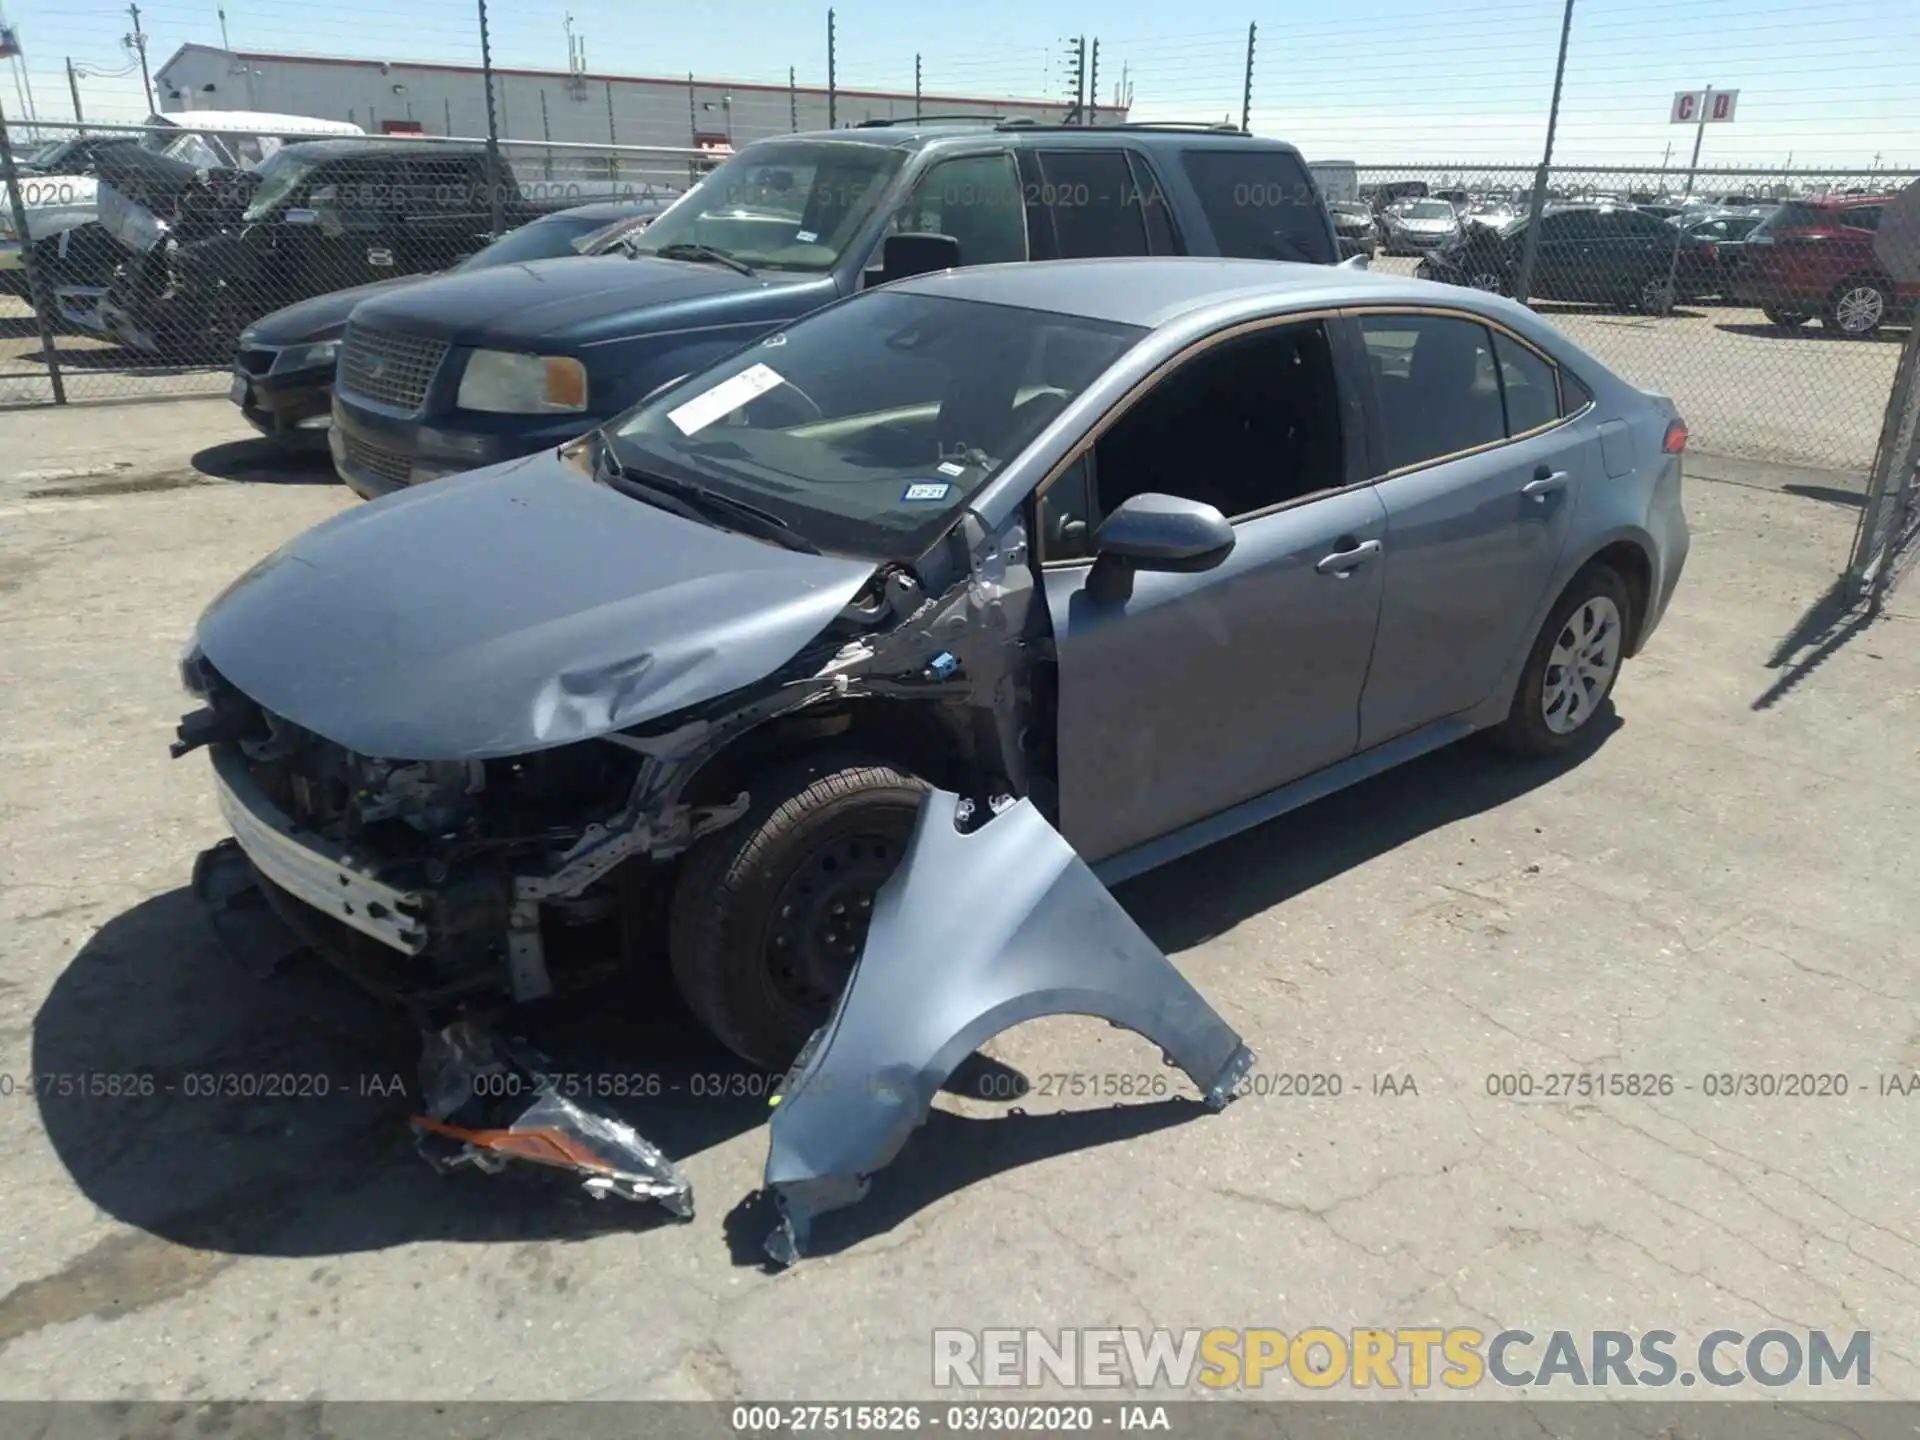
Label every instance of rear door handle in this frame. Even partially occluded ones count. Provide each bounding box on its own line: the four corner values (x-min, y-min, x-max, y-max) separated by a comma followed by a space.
1522, 469, 1570, 500
1315, 538, 1383, 576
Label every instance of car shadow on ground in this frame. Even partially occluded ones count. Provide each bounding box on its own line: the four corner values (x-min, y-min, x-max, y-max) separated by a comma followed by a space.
192, 437, 338, 485
1781, 482, 1865, 508
1715, 321, 1905, 342
34, 718, 1618, 1262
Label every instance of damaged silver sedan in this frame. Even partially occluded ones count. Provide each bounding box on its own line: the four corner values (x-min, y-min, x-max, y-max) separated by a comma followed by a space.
174, 258, 1686, 1248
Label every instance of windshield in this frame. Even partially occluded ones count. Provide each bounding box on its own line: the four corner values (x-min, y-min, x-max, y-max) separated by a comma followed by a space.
242, 150, 323, 221
452, 214, 609, 270
1405, 201, 1456, 220
608, 291, 1143, 561
625, 141, 905, 273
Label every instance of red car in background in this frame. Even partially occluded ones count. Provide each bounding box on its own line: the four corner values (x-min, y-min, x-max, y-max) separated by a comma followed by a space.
1734, 194, 1915, 336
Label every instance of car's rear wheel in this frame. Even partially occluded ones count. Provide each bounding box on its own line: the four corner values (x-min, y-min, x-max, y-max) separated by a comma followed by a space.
1487, 565, 1631, 757
1636, 274, 1676, 315
1824, 277, 1890, 337
668, 754, 927, 1069
1762, 306, 1811, 328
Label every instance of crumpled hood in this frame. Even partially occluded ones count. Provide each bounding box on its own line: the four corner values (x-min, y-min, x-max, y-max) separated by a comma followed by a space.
193, 452, 879, 761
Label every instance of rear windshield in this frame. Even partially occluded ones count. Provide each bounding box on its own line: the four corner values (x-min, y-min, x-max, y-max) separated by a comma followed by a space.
1179, 149, 1336, 264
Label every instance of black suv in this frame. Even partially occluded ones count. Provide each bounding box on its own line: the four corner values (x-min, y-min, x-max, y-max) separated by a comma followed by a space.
328, 120, 1340, 498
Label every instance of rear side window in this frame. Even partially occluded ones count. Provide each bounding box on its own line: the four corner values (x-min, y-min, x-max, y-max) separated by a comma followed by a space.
1842, 206, 1883, 232
1034, 150, 1149, 258
1491, 332, 1559, 435
1179, 149, 1335, 264
1360, 314, 1505, 472
1561, 370, 1595, 416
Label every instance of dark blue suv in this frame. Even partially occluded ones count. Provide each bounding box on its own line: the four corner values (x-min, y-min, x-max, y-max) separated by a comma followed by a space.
329, 120, 1339, 499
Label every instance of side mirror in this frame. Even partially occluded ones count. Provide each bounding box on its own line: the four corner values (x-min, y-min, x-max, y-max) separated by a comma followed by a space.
870, 231, 962, 286
1085, 493, 1236, 604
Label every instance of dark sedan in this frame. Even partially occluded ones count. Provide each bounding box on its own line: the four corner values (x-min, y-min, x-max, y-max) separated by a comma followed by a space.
231, 198, 675, 446
1418, 205, 1717, 313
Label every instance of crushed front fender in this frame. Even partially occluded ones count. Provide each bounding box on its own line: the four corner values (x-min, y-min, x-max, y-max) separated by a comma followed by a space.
761, 790, 1254, 1264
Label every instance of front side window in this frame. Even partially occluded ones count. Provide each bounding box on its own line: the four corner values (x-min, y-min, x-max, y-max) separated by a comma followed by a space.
899, 152, 1027, 267
1180, 149, 1336, 264
1360, 314, 1504, 472
626, 140, 905, 273
241, 151, 327, 220
1040, 320, 1344, 559
609, 292, 1143, 561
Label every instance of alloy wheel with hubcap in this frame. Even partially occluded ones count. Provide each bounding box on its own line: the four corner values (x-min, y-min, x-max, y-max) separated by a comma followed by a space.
1637, 276, 1675, 315
1470, 270, 1507, 294
1542, 595, 1623, 736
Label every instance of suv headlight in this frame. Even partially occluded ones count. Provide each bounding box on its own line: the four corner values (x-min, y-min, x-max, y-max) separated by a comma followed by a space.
274, 340, 339, 373
457, 350, 589, 414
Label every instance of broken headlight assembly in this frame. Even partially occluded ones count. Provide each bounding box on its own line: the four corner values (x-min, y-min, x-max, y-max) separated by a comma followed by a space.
457, 349, 589, 414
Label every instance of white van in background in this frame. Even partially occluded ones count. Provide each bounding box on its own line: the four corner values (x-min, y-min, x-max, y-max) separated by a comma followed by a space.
1308, 159, 1359, 206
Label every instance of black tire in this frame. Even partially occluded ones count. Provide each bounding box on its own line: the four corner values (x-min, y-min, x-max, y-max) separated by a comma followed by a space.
1762, 306, 1811, 327
1822, 276, 1891, 337
1487, 565, 1632, 758
667, 754, 928, 1069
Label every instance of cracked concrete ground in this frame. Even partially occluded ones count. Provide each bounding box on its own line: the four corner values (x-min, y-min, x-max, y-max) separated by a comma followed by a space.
0, 398, 1916, 1402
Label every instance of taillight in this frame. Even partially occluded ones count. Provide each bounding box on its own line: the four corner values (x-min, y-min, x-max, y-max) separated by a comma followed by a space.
1702, 242, 1719, 259
1663, 418, 1688, 454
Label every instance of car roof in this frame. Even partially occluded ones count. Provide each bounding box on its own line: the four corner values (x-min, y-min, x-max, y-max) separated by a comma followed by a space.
755, 122, 1309, 160
890, 255, 1465, 329
278, 137, 487, 161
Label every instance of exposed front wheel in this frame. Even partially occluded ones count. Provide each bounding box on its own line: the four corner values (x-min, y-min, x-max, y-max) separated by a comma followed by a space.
1636, 275, 1676, 315
1487, 566, 1631, 757
667, 755, 926, 1069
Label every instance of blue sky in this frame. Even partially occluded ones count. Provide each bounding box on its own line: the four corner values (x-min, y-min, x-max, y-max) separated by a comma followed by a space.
4, 0, 1913, 168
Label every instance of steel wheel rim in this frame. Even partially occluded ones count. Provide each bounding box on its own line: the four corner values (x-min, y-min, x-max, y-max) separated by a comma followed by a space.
765, 830, 902, 1011
1470, 271, 1505, 293
1541, 596, 1622, 735
1835, 285, 1884, 333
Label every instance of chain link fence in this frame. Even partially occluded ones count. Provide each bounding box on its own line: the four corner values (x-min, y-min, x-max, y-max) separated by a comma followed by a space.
1, 122, 695, 408
1351, 164, 1916, 474
1847, 326, 1920, 605
3, 125, 1914, 480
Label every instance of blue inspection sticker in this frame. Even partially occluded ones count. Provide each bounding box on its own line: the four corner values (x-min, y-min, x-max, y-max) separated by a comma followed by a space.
901, 481, 953, 502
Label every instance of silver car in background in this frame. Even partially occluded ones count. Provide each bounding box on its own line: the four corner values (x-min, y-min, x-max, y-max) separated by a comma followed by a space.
1383, 197, 1465, 254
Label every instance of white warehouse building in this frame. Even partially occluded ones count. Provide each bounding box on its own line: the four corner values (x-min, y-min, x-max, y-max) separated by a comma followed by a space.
153, 45, 1105, 173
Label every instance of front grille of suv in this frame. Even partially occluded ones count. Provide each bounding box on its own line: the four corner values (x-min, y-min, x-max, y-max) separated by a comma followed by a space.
339, 324, 449, 414
339, 432, 414, 491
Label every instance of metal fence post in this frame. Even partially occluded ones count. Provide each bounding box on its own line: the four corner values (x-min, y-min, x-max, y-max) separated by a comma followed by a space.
476, 0, 504, 236
1241, 23, 1256, 134
1514, 0, 1575, 306
827, 10, 837, 129
1847, 323, 1920, 606
0, 90, 66, 404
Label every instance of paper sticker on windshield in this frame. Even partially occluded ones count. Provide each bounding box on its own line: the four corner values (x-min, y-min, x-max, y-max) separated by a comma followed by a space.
667, 362, 785, 435
936, 461, 966, 477
901, 481, 952, 502
795, 229, 819, 243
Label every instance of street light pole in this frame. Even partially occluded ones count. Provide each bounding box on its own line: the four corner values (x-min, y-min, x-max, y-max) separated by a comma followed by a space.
1513, 0, 1576, 306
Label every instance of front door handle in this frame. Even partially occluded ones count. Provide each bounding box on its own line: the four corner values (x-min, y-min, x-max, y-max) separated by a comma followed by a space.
1522, 468, 1570, 500
1315, 537, 1383, 576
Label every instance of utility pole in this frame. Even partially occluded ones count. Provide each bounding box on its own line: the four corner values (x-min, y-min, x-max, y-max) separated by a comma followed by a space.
0, 89, 65, 403
126, 3, 154, 113
476, 0, 503, 235
65, 57, 83, 126
538, 88, 551, 179
1241, 23, 1256, 133
913, 53, 921, 120
1064, 35, 1086, 126
1513, 0, 1576, 306
826, 9, 837, 128
1087, 40, 1099, 127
